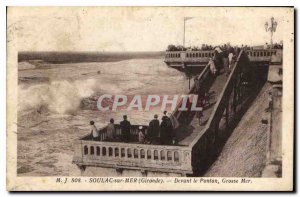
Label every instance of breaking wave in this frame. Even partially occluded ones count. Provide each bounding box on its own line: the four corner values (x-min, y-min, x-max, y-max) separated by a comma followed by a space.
18, 59, 186, 114
18, 79, 121, 114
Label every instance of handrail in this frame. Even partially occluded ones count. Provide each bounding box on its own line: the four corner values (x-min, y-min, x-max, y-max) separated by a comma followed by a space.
191, 63, 211, 93
189, 50, 244, 148
81, 124, 149, 142
171, 62, 211, 119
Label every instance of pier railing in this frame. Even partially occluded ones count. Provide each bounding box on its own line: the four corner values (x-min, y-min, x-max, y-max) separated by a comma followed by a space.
81, 124, 149, 142
172, 62, 213, 122
73, 139, 193, 174
164, 49, 281, 64
245, 49, 278, 62
165, 51, 214, 64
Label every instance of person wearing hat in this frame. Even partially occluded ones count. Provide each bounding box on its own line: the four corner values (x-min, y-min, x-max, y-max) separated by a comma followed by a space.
160, 113, 174, 145
90, 120, 99, 141
213, 48, 223, 74
107, 118, 116, 140
120, 115, 131, 142
196, 107, 204, 126
147, 114, 160, 143
209, 58, 217, 75
138, 126, 145, 143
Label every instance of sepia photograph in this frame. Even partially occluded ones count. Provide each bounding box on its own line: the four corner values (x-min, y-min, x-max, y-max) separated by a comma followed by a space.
6, 6, 294, 191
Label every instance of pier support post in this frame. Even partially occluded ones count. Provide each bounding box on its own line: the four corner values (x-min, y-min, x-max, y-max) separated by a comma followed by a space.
180, 173, 186, 177
77, 165, 86, 175
225, 100, 229, 128
233, 85, 237, 114
116, 168, 123, 176
141, 169, 148, 177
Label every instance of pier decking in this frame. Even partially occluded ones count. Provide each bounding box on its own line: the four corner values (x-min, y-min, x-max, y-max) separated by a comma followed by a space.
179, 72, 228, 146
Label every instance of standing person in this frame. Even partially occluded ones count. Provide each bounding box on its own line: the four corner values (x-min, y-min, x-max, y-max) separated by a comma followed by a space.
120, 115, 131, 142
138, 126, 145, 143
228, 47, 235, 72
90, 121, 99, 141
161, 111, 174, 144
196, 107, 204, 126
264, 42, 269, 49
166, 118, 175, 145
162, 111, 168, 121
266, 92, 273, 112
205, 91, 210, 106
197, 89, 205, 108
213, 48, 223, 73
222, 48, 230, 75
107, 118, 116, 140
209, 58, 217, 75
160, 116, 169, 145
194, 77, 200, 94
148, 114, 160, 143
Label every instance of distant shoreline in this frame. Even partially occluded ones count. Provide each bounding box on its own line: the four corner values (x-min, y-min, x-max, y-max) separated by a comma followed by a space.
18, 51, 165, 64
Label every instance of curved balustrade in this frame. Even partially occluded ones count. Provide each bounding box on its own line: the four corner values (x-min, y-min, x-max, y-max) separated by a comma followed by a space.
73, 140, 192, 174
82, 144, 181, 162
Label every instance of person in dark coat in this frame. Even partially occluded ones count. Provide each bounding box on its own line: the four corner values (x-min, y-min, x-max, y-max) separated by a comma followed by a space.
160, 117, 169, 145
120, 115, 131, 142
222, 48, 230, 75
194, 77, 200, 94
213, 48, 223, 73
160, 114, 174, 145
148, 114, 160, 143
162, 111, 168, 120
166, 119, 175, 145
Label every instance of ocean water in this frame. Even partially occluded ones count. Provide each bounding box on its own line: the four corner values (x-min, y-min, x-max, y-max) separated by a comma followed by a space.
17, 58, 190, 176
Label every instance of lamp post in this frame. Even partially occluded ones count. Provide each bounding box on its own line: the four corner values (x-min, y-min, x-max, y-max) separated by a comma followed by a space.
265, 17, 278, 48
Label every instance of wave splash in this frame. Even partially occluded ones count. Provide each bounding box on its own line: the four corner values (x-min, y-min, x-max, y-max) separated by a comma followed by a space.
18, 79, 105, 114
18, 59, 186, 114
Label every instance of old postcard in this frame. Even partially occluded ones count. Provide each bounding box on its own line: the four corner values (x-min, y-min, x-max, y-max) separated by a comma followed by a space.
7, 7, 294, 191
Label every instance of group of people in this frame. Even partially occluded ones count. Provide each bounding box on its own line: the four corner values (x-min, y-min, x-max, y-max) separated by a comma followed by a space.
207, 45, 238, 76
167, 43, 244, 52
89, 111, 176, 145
192, 44, 239, 125
167, 42, 283, 52
145, 112, 175, 145
264, 42, 283, 49
89, 116, 130, 142
193, 77, 212, 126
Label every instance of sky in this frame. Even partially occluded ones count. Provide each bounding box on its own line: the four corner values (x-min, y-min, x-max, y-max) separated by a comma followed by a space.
8, 7, 291, 52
